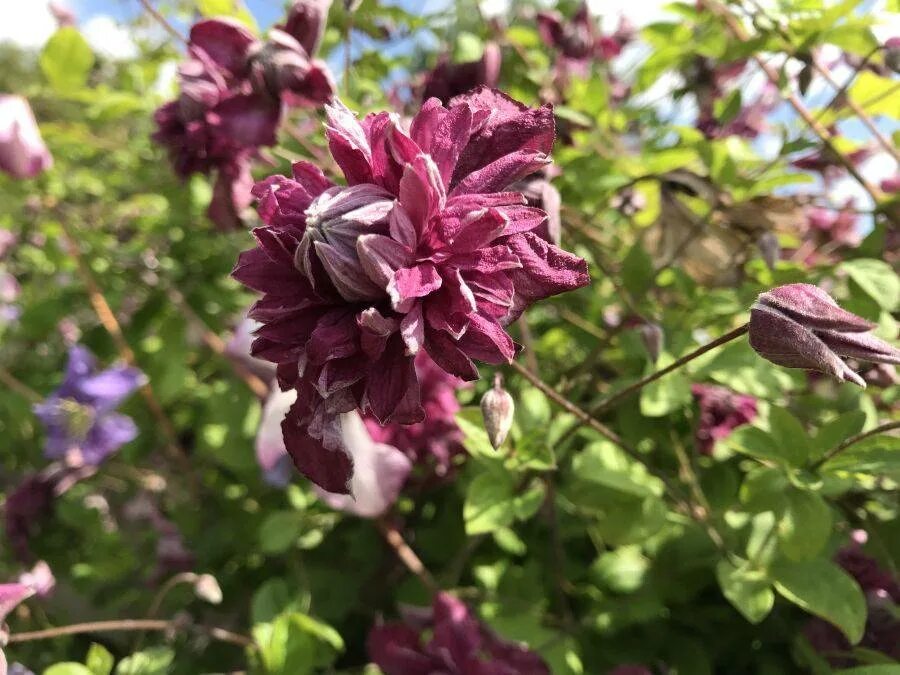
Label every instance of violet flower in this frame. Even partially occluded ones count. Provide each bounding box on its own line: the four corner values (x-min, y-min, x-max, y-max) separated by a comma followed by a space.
153, 9, 334, 230
691, 384, 757, 456
804, 531, 900, 666
421, 42, 501, 104
233, 87, 589, 493
749, 284, 900, 387
33, 345, 144, 466
368, 592, 550, 675
0, 95, 52, 180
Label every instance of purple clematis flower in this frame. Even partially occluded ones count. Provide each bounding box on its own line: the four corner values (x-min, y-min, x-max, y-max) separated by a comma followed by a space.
153, 8, 334, 230
880, 175, 900, 194
697, 85, 777, 139
804, 530, 900, 667
33, 345, 144, 466
537, 4, 632, 73
0, 95, 53, 180
368, 592, 550, 675
691, 384, 757, 456
806, 200, 860, 248
233, 87, 589, 493
421, 42, 502, 104
749, 284, 900, 387
791, 136, 871, 184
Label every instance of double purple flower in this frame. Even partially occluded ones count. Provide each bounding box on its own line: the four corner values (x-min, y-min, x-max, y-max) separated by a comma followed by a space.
33, 345, 144, 466
233, 87, 589, 493
153, 2, 335, 230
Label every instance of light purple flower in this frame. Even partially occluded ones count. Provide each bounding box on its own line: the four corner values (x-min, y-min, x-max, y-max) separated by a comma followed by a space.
33, 345, 144, 466
368, 592, 550, 675
691, 384, 757, 456
749, 284, 900, 387
16, 562, 55, 598
880, 175, 900, 194
256, 387, 296, 487
0, 230, 16, 259
315, 411, 411, 517
0, 95, 52, 180
233, 88, 589, 493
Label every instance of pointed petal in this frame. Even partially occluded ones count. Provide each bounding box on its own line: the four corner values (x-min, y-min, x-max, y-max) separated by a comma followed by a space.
759, 284, 875, 333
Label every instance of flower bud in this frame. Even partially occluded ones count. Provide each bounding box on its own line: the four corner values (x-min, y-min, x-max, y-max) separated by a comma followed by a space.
0, 96, 53, 179
885, 37, 900, 74
298, 184, 395, 300
193, 574, 223, 605
283, 0, 332, 57
749, 284, 900, 387
639, 322, 664, 363
480, 374, 514, 449
756, 232, 780, 270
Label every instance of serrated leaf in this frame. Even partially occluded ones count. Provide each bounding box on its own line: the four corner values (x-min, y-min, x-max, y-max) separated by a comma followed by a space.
773, 558, 866, 644
40, 28, 95, 93
716, 559, 774, 623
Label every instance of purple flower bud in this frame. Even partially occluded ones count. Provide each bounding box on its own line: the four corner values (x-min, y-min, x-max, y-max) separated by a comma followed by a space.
281, 0, 332, 57
749, 284, 900, 387
17, 561, 55, 598
639, 322, 664, 363
421, 42, 502, 104
480, 373, 514, 449
885, 37, 900, 73
881, 175, 900, 194
193, 574, 223, 604
0, 96, 53, 180
756, 232, 780, 270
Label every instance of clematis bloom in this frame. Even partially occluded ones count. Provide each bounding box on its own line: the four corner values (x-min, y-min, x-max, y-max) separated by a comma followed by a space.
749, 284, 900, 387
367, 592, 549, 675
0, 95, 53, 180
691, 384, 757, 455
33, 345, 144, 466
233, 87, 589, 493
421, 42, 501, 103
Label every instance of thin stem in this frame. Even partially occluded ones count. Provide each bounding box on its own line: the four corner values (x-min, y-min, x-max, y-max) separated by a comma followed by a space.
137, 0, 187, 46
508, 360, 684, 500
0, 366, 42, 403
58, 221, 195, 484
166, 288, 270, 400
7, 618, 254, 648
587, 323, 750, 416
811, 420, 900, 470
376, 519, 438, 594
698, 0, 888, 211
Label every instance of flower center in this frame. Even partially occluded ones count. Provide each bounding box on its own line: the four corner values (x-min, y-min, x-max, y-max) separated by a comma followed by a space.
59, 398, 96, 442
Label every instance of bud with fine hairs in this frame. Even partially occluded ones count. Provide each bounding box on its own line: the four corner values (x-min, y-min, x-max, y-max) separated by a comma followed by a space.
480, 373, 515, 450
639, 322, 664, 363
756, 232, 780, 270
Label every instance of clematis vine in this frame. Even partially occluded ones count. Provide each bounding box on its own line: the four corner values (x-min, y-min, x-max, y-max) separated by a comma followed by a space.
749, 284, 900, 387
153, 1, 335, 230
691, 384, 758, 456
33, 345, 144, 467
0, 95, 53, 180
233, 87, 589, 493
367, 592, 550, 675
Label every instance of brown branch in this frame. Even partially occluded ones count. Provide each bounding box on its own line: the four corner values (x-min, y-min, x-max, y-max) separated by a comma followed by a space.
0, 366, 42, 403
812, 420, 900, 470
137, 0, 187, 46
698, 0, 886, 209
7, 618, 254, 648
376, 519, 438, 594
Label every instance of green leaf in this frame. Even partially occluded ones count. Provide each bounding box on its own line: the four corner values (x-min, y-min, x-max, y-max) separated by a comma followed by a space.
640, 352, 692, 417
592, 546, 649, 593
464, 472, 517, 535
822, 435, 900, 479
259, 511, 303, 554
44, 666, 94, 675
847, 72, 900, 121
773, 558, 867, 644
842, 259, 900, 312
716, 559, 774, 623
513, 481, 547, 521
813, 412, 866, 459
768, 408, 812, 466
621, 242, 655, 297
728, 426, 785, 465
114, 648, 174, 675
778, 490, 832, 560
456, 407, 496, 459
40, 27, 95, 93
86, 644, 114, 675
252, 611, 343, 675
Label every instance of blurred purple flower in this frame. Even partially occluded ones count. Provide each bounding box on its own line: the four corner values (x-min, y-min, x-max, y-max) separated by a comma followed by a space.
233, 87, 588, 493
804, 531, 900, 666
153, 11, 334, 230
123, 494, 195, 584
368, 592, 550, 675
806, 200, 860, 247
365, 352, 466, 480
0, 95, 53, 180
49, 1, 76, 27
0, 230, 15, 259
256, 387, 296, 487
749, 284, 900, 387
691, 384, 757, 455
609, 667, 653, 675
16, 562, 55, 598
697, 85, 777, 139
421, 42, 502, 104
33, 345, 144, 466
880, 175, 900, 194
792, 139, 871, 183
